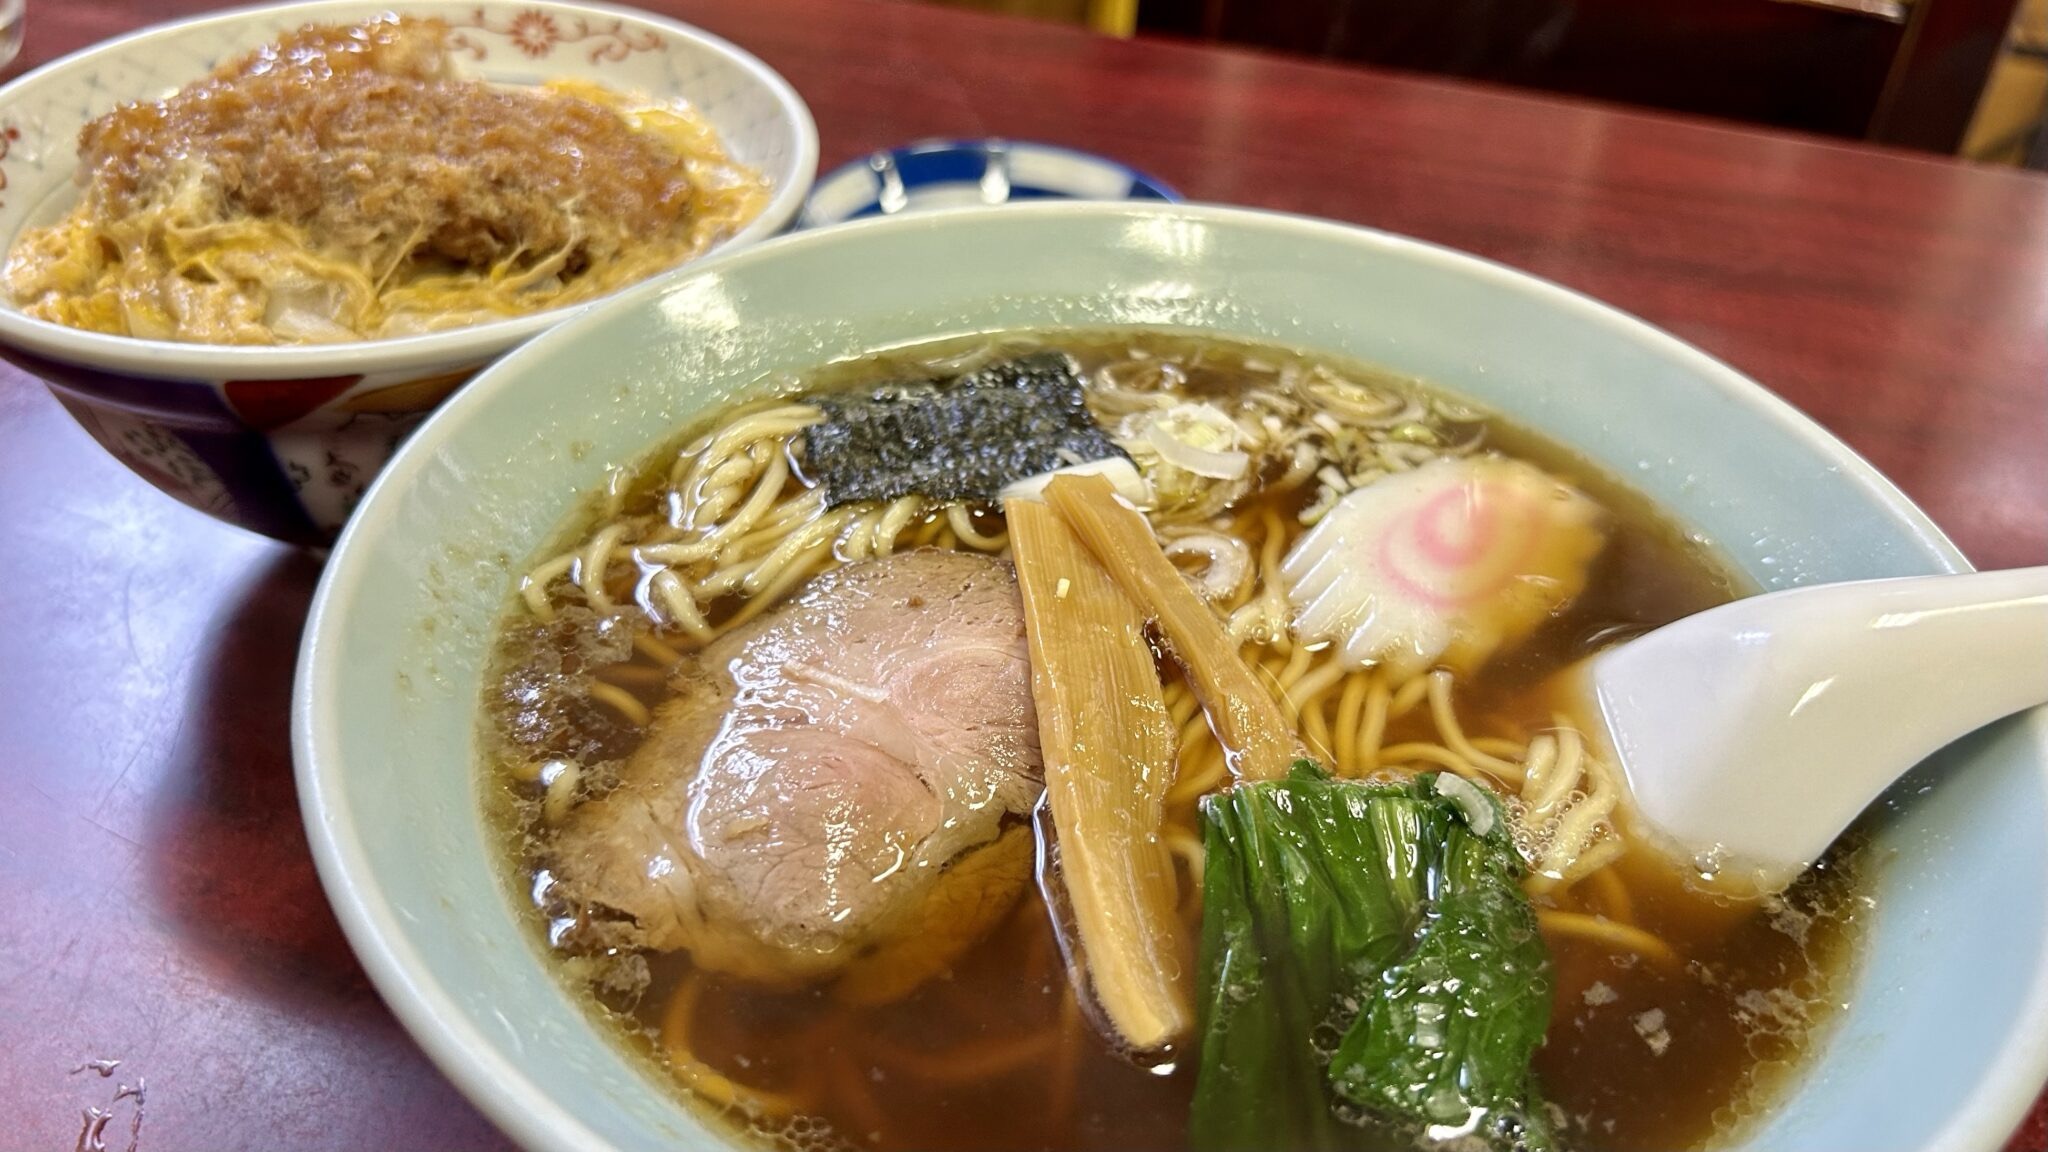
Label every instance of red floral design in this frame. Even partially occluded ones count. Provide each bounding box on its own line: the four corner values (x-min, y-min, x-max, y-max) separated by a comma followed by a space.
0, 124, 18, 207
445, 7, 666, 65
222, 374, 363, 431
505, 10, 560, 57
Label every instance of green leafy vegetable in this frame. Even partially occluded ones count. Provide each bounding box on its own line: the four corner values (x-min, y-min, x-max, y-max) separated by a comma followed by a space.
1192, 763, 1554, 1152
1327, 818, 1555, 1150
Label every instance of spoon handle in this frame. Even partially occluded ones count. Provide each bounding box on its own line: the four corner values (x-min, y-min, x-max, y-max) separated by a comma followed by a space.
1840, 565, 2048, 731
1594, 566, 2048, 885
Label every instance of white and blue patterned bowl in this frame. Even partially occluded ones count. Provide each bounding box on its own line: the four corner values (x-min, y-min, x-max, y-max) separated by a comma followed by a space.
798, 138, 1177, 228
0, 0, 817, 544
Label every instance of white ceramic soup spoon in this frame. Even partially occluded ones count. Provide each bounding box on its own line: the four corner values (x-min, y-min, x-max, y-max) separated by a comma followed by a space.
1574, 565, 2048, 893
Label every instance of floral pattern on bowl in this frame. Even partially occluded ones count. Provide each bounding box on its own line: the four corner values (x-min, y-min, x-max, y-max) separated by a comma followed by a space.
0, 0, 818, 544
450, 7, 666, 61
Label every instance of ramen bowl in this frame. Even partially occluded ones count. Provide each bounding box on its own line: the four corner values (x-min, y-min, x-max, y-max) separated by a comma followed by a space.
0, 0, 816, 544
295, 203, 2048, 1151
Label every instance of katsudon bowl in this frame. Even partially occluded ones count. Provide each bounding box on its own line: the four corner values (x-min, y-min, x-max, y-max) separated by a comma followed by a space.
294, 203, 2048, 1152
0, 0, 816, 544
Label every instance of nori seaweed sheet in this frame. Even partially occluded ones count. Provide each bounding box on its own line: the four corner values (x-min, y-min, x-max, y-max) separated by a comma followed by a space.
801, 352, 1127, 506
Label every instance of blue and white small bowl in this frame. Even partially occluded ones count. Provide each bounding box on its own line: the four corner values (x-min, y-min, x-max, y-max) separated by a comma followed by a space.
0, 0, 817, 544
798, 139, 1177, 228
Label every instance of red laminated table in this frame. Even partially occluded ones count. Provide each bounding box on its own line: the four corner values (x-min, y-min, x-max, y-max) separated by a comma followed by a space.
0, 0, 2043, 1147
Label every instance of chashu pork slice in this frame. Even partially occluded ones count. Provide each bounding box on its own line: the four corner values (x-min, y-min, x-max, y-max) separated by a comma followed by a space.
553, 549, 1042, 985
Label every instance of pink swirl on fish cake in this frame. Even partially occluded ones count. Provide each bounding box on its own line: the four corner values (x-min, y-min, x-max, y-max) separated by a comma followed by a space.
1377, 475, 1544, 610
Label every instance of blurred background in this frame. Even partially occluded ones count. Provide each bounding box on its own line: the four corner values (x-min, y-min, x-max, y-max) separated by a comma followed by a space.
927, 0, 2048, 168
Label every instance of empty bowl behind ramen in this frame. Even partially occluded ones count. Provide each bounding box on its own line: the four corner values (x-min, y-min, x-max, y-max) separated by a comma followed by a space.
295, 203, 2048, 1151
0, 0, 816, 544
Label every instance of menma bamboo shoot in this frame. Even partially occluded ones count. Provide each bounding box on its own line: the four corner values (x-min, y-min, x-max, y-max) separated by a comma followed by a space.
1042, 472, 1297, 782
1008, 497, 1192, 1050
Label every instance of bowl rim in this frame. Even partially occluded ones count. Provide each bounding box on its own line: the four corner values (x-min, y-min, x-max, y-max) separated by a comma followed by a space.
0, 0, 819, 380
293, 199, 2048, 1152
799, 137, 1182, 229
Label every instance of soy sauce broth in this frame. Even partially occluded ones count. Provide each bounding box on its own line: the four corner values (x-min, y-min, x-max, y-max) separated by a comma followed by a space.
480, 329, 1874, 1152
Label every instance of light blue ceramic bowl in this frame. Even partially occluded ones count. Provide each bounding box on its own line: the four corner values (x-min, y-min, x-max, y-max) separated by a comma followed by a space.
293, 203, 2048, 1152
